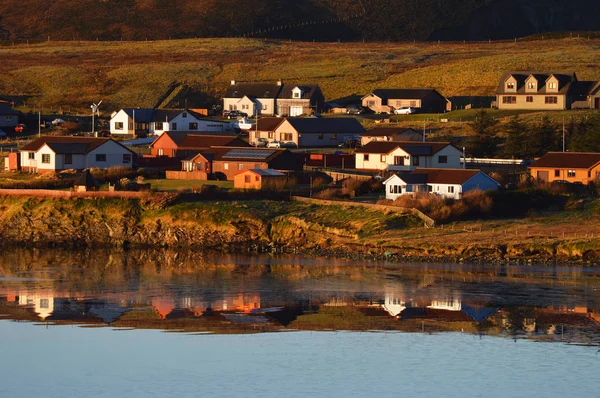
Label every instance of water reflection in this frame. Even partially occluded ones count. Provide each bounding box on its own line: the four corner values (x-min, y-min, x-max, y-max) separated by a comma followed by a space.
0, 248, 599, 344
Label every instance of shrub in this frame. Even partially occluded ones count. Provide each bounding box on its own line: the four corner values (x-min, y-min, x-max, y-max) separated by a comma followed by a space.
341, 178, 363, 198
314, 188, 345, 200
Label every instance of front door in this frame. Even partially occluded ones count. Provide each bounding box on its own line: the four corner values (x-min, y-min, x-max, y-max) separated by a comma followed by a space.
290, 106, 303, 117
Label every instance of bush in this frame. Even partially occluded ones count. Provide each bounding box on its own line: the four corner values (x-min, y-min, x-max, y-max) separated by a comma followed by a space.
341, 178, 363, 198
314, 188, 345, 200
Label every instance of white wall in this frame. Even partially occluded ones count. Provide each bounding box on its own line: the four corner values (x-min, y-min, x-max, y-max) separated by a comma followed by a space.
110, 110, 133, 135
86, 140, 133, 169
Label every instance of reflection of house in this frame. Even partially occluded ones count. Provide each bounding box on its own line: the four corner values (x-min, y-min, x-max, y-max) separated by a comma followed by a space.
529, 152, 600, 184
360, 127, 423, 146
362, 89, 451, 114
0, 102, 20, 129
18, 292, 54, 320
19, 136, 135, 173
356, 141, 462, 171
382, 295, 407, 317
384, 169, 499, 200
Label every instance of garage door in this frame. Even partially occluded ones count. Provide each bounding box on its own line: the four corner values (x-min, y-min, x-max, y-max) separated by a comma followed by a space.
537, 170, 549, 182
290, 106, 303, 117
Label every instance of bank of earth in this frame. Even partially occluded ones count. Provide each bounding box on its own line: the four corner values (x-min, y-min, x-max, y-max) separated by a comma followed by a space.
0, 196, 599, 265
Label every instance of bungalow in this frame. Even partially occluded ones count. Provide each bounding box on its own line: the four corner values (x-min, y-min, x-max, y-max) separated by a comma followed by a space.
19, 136, 135, 173
362, 89, 451, 114
0, 103, 20, 129
529, 152, 600, 184
384, 168, 499, 200
149, 131, 248, 158
234, 169, 286, 190
355, 141, 462, 171
249, 117, 286, 145
359, 127, 423, 146
272, 117, 366, 148
110, 108, 228, 136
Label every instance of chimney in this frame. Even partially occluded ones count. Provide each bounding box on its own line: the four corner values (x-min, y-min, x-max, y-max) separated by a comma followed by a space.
231, 80, 236, 85
277, 79, 283, 86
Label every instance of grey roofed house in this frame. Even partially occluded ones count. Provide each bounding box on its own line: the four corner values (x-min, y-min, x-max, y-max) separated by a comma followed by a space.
21, 136, 134, 154
495, 71, 575, 95
121, 108, 155, 123
153, 109, 183, 122
370, 88, 445, 101
224, 82, 283, 99
356, 141, 453, 155
284, 117, 365, 134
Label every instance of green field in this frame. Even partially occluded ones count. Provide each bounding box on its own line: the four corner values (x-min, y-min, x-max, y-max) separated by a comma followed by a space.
1, 37, 599, 115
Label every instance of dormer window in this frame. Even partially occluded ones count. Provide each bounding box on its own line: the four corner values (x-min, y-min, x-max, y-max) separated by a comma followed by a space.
293, 92, 301, 98
527, 82, 536, 89
292, 87, 302, 99
507, 82, 515, 89
182, 112, 187, 118
548, 82, 557, 89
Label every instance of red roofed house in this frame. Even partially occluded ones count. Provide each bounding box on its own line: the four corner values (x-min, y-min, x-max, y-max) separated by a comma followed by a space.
383, 168, 499, 200
19, 136, 135, 173
529, 152, 600, 184
149, 131, 249, 158
355, 141, 462, 171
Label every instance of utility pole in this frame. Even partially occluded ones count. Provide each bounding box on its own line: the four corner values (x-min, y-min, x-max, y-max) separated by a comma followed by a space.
38, 105, 41, 138
462, 147, 466, 169
562, 118, 565, 152
423, 121, 426, 142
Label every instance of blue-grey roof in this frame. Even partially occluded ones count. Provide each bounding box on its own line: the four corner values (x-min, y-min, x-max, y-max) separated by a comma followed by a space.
285, 117, 365, 134
122, 108, 155, 123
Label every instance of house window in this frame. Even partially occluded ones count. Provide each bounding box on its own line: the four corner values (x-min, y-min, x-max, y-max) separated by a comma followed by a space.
548, 82, 557, 89
115, 122, 124, 130
262, 104, 267, 110
318, 133, 324, 140
255, 164, 261, 169
394, 156, 404, 166
526, 96, 533, 103
123, 154, 132, 164
448, 186, 455, 193
567, 170, 576, 177
245, 176, 251, 183
154, 122, 163, 130
182, 112, 187, 118
527, 82, 536, 89
242, 104, 248, 110
502, 96, 517, 104
410, 101, 417, 107
28, 152, 35, 160
554, 170, 560, 177
281, 133, 293, 141
293, 92, 301, 99
158, 148, 164, 156
172, 123, 177, 131
330, 133, 337, 140
380, 155, 386, 162
368, 101, 375, 107
438, 155, 448, 164
255, 176, 259, 182
96, 154, 106, 162
428, 185, 433, 192
189, 123, 198, 130
588, 171, 591, 178
413, 157, 419, 166
224, 163, 229, 170
42, 154, 50, 164
172, 149, 176, 157
268, 132, 274, 139
364, 154, 369, 161
545, 96, 558, 104
506, 82, 515, 89
64, 154, 72, 165
238, 164, 244, 170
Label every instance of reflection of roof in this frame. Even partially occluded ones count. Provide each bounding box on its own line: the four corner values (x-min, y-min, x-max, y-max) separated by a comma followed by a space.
530, 152, 600, 169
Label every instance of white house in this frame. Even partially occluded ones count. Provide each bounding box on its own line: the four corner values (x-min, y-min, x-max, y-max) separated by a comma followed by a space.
383, 168, 499, 200
19, 136, 135, 173
223, 81, 283, 116
110, 108, 228, 136
356, 141, 462, 171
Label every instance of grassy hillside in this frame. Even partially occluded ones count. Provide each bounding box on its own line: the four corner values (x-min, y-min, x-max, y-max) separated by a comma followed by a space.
1, 37, 599, 113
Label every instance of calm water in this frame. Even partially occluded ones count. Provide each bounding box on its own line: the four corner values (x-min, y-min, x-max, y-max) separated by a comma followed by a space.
1, 249, 599, 397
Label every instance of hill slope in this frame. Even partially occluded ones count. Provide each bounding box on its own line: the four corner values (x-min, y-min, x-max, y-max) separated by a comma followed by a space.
0, 0, 599, 42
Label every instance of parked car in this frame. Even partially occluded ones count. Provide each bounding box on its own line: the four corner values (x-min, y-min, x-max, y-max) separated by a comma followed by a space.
338, 139, 360, 149
346, 106, 364, 115
266, 141, 281, 148
52, 118, 66, 126
254, 138, 268, 147
394, 107, 415, 115
14, 123, 26, 133
223, 110, 248, 119
280, 141, 297, 148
